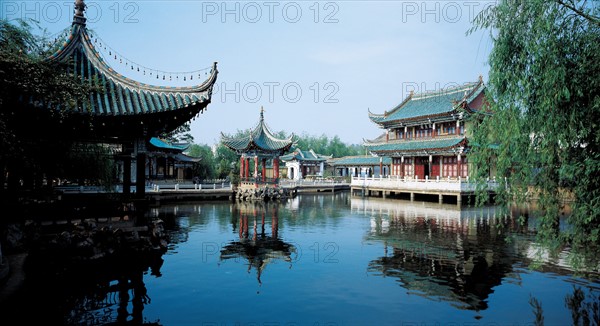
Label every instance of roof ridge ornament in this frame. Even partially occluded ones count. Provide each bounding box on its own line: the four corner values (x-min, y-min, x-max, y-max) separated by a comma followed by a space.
73, 0, 87, 25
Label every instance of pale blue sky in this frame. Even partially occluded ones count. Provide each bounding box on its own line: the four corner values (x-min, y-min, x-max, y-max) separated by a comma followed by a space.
2, 0, 493, 146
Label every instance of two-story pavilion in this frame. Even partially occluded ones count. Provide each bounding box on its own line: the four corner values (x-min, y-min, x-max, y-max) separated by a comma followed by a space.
221, 108, 296, 190
354, 77, 496, 204
10, 0, 218, 196
364, 77, 487, 180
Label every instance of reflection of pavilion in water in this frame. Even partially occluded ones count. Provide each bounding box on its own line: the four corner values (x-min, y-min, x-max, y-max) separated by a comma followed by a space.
353, 197, 522, 312
221, 201, 296, 284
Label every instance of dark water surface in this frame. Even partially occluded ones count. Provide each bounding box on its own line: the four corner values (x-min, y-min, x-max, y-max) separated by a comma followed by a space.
3, 192, 599, 325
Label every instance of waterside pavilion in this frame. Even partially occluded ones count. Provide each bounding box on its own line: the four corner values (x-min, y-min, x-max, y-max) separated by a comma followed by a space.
355, 78, 497, 204
8, 0, 218, 197
280, 149, 332, 180
328, 156, 392, 178
220, 108, 296, 191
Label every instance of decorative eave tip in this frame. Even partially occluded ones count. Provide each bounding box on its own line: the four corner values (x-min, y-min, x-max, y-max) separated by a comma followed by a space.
73, 0, 86, 25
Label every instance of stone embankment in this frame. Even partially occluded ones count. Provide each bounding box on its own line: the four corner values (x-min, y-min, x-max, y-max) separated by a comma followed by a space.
235, 187, 292, 201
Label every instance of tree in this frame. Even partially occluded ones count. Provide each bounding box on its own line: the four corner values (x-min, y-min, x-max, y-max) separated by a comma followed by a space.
187, 144, 216, 180
161, 122, 194, 144
1, 19, 103, 194
292, 132, 363, 157
468, 1, 600, 251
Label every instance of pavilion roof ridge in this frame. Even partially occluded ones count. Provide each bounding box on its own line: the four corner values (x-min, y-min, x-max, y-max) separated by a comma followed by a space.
368, 78, 486, 126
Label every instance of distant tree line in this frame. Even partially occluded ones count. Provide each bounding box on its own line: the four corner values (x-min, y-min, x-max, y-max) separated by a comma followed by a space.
179, 129, 364, 181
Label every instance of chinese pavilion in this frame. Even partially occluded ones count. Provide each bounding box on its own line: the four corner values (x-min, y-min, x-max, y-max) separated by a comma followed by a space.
280, 149, 332, 180
220, 108, 295, 190
328, 155, 392, 177
30, 0, 218, 195
364, 78, 487, 180
147, 137, 201, 181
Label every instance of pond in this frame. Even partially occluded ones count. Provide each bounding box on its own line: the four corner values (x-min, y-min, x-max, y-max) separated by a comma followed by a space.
2, 192, 599, 325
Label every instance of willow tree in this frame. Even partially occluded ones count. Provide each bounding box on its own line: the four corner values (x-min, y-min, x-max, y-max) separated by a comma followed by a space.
1, 19, 103, 193
468, 1, 600, 251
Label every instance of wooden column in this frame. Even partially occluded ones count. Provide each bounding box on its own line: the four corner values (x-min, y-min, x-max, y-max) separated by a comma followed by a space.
136, 152, 146, 197
254, 156, 258, 178
240, 156, 245, 178
245, 158, 250, 179
123, 155, 131, 195
262, 158, 266, 181
274, 157, 279, 179
400, 157, 404, 177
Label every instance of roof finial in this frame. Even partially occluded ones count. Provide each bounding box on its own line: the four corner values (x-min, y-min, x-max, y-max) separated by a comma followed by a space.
260, 106, 264, 121
73, 0, 87, 25
478, 74, 483, 83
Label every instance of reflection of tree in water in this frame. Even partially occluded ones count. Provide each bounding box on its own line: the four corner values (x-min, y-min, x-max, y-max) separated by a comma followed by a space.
529, 286, 599, 326
220, 201, 296, 285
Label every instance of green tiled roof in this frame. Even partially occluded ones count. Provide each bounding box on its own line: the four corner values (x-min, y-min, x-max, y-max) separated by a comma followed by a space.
280, 149, 331, 162
172, 153, 201, 163
364, 137, 466, 154
220, 110, 295, 154
149, 137, 190, 152
369, 80, 485, 125
329, 156, 391, 166
44, 7, 217, 119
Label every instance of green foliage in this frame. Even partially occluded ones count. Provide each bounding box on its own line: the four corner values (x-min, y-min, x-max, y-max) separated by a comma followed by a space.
0, 18, 105, 193
187, 144, 216, 180
291, 133, 363, 157
161, 122, 194, 144
469, 1, 600, 250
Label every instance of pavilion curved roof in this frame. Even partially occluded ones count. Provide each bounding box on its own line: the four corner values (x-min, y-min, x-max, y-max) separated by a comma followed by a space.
148, 137, 190, 152
368, 78, 485, 127
39, 0, 218, 139
280, 149, 331, 162
363, 136, 467, 156
220, 109, 296, 154
328, 155, 392, 166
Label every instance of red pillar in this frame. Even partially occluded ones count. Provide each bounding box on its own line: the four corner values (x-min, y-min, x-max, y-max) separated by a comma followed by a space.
240, 156, 245, 178
245, 158, 250, 179
254, 156, 258, 178
379, 161, 383, 176
262, 158, 266, 181
457, 154, 462, 178
274, 157, 279, 179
